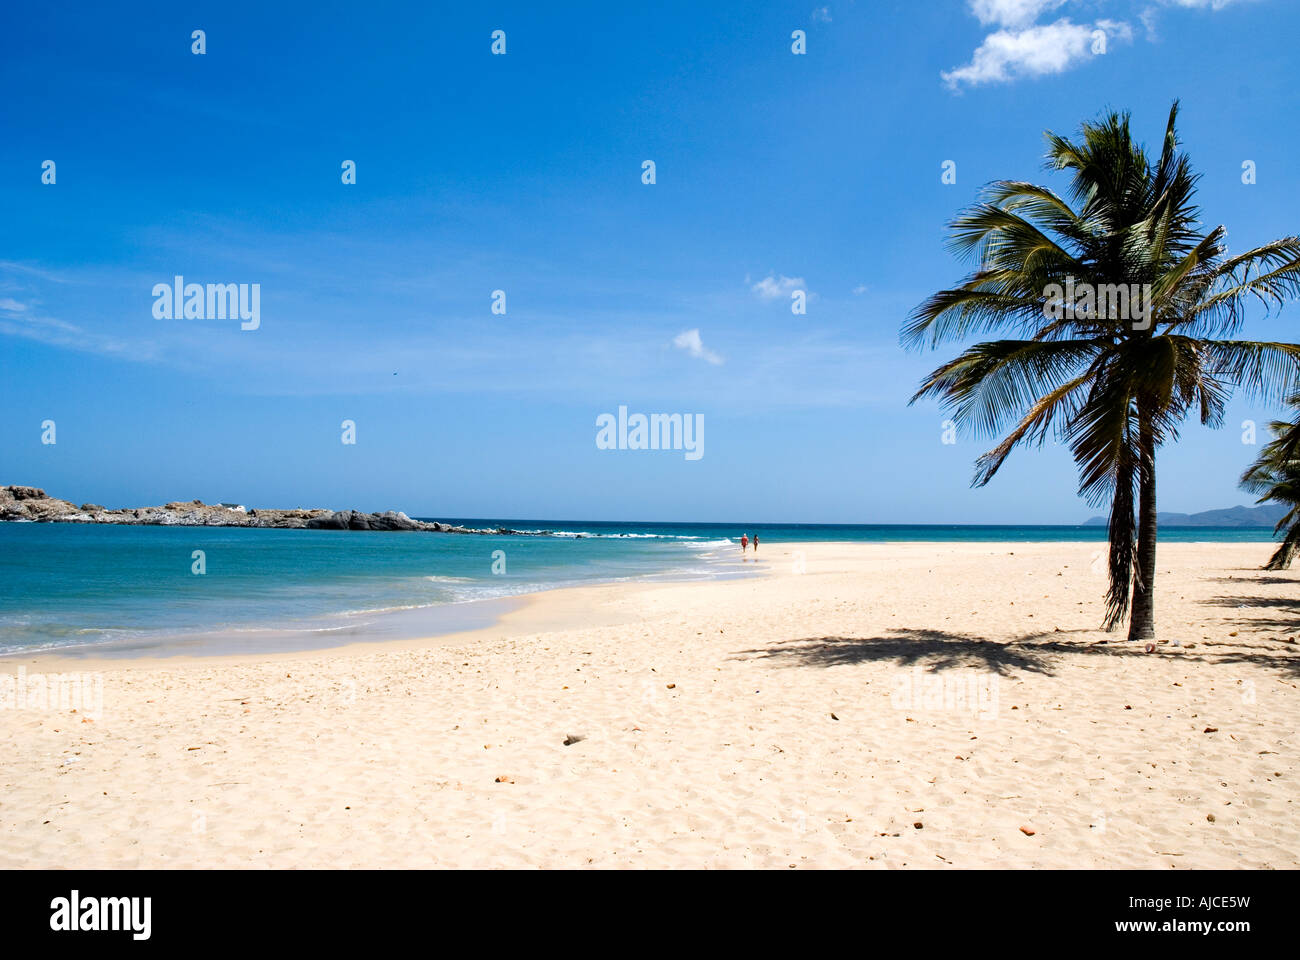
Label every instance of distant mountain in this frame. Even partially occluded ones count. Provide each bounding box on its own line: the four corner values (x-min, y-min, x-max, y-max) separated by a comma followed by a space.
1083, 503, 1288, 527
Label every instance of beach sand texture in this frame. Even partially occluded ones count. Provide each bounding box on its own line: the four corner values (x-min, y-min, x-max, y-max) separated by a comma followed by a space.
1, 541, 1296, 868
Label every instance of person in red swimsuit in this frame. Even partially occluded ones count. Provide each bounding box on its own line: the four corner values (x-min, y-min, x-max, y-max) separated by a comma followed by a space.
740, 534, 749, 556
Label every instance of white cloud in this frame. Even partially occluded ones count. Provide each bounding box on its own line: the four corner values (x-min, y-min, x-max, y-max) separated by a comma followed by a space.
971, 0, 1067, 27
0, 260, 67, 284
1160, 0, 1250, 8
852, 284, 869, 295
751, 274, 805, 300
0, 298, 27, 312
672, 328, 724, 365
1139, 6, 1160, 38
1095, 18, 1135, 41
943, 19, 1102, 88
0, 312, 155, 361
812, 6, 832, 23
946, 0, 1249, 89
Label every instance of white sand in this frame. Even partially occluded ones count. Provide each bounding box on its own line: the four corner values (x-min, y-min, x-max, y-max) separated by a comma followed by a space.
1, 541, 1296, 868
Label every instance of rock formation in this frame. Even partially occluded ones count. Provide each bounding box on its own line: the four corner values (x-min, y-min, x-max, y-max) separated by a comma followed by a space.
0, 486, 544, 536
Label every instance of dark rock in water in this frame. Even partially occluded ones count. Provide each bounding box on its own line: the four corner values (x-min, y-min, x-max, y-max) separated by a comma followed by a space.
372, 511, 426, 531
306, 511, 350, 530
304, 509, 427, 531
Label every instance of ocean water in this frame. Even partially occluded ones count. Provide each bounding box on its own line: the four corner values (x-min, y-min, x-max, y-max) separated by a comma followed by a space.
0, 519, 1277, 658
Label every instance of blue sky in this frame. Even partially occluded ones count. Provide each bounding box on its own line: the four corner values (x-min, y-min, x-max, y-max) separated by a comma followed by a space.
1, 0, 1297, 522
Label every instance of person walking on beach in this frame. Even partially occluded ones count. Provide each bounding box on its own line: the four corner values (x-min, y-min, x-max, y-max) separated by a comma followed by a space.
740, 534, 749, 556
752, 533, 759, 553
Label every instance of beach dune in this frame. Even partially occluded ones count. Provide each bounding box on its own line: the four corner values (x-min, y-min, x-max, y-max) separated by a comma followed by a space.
1, 541, 1296, 868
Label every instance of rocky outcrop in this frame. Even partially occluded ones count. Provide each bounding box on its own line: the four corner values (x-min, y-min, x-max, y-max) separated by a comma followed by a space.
0, 486, 545, 536
0, 486, 81, 522
306, 509, 425, 531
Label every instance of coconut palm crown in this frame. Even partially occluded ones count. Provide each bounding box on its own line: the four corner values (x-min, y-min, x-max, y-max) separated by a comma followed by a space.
903, 102, 1300, 640
1240, 394, 1300, 570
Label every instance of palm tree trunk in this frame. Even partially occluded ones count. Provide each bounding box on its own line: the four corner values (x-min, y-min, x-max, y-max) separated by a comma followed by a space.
1265, 524, 1300, 570
1128, 412, 1158, 641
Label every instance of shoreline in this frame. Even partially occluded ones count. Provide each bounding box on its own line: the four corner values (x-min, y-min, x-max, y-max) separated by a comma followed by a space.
4, 535, 1286, 669
3, 553, 764, 670
4, 577, 670, 672
5, 550, 780, 671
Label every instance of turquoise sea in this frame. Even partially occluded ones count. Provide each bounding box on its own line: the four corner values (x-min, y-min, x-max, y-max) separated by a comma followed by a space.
0, 520, 1278, 658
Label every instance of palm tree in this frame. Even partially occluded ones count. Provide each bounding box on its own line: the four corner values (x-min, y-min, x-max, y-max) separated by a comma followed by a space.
1240, 396, 1300, 570
902, 102, 1300, 641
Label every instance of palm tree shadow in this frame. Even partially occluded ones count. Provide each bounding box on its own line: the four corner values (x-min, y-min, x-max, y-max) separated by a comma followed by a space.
732, 628, 1061, 677
1202, 594, 1300, 610
1200, 589, 1300, 647
733, 626, 1300, 679
1206, 574, 1300, 587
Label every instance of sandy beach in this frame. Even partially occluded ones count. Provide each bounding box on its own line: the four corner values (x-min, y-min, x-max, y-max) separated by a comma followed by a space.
2, 540, 1297, 869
